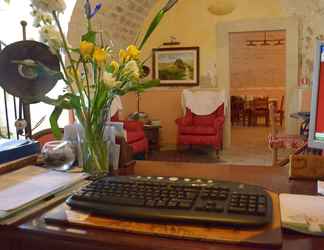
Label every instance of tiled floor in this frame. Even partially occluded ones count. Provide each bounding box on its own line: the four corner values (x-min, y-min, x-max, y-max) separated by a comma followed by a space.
220, 126, 289, 166
158, 126, 290, 166
156, 126, 289, 166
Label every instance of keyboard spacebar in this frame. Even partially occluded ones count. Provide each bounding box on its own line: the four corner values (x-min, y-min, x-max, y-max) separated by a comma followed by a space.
87, 196, 145, 206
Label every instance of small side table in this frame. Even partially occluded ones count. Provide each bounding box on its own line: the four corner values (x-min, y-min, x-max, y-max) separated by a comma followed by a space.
144, 124, 161, 151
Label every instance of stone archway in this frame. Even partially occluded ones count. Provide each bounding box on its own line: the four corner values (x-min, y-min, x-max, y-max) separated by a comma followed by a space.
68, 0, 157, 52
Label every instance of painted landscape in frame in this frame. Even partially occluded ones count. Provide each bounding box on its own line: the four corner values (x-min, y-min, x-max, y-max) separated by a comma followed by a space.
152, 47, 199, 86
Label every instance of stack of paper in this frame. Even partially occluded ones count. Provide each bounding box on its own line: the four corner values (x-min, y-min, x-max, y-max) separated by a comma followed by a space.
280, 193, 324, 236
0, 165, 88, 224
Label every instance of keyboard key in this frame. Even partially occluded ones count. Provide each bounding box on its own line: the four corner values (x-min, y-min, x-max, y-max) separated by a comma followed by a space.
101, 196, 145, 206
178, 201, 192, 209
228, 206, 247, 214
145, 200, 156, 207
156, 200, 168, 208
167, 200, 178, 208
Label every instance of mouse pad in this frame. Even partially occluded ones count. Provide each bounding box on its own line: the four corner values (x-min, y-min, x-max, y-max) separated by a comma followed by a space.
44, 191, 282, 248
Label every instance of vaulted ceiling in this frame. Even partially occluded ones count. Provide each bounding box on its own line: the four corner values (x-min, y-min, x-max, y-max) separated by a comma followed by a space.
68, 0, 158, 52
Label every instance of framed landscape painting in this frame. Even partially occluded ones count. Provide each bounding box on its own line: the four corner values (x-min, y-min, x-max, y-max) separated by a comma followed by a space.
152, 47, 200, 86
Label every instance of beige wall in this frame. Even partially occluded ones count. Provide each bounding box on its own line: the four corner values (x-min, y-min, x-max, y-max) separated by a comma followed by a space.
120, 89, 186, 145
230, 31, 286, 89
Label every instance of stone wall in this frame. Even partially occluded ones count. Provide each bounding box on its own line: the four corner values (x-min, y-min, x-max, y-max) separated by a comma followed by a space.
280, 0, 324, 86
68, 0, 156, 53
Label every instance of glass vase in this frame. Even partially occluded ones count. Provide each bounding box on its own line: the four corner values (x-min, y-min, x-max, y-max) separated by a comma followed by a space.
76, 123, 110, 176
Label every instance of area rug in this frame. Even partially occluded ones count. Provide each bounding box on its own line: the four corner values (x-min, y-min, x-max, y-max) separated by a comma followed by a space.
145, 147, 225, 163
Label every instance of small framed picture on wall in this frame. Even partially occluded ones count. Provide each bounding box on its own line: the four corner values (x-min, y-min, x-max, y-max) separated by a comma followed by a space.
152, 47, 200, 86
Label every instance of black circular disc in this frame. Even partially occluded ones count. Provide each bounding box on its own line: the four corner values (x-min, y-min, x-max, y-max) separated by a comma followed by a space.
0, 40, 60, 103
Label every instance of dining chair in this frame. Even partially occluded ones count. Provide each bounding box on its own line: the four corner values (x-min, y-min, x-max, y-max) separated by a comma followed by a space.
275, 95, 285, 127
230, 96, 244, 125
251, 97, 269, 126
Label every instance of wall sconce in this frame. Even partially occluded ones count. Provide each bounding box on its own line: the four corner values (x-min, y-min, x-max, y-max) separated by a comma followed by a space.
163, 36, 180, 46
208, 0, 236, 16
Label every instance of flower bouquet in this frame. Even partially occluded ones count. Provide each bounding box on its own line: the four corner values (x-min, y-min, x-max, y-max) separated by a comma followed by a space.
27, 0, 177, 174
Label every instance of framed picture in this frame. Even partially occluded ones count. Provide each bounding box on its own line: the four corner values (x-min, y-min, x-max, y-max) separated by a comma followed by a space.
152, 47, 200, 86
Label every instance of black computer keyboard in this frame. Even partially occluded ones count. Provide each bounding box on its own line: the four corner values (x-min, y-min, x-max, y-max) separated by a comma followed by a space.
67, 175, 272, 227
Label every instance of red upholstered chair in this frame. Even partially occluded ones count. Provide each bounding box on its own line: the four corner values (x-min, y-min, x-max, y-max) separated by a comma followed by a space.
175, 104, 225, 152
111, 113, 148, 156
32, 128, 64, 147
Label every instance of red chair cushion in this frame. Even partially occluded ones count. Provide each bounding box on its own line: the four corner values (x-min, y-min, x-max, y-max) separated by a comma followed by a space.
110, 112, 148, 155
130, 137, 148, 155
179, 126, 217, 135
192, 114, 215, 126
126, 130, 146, 144
178, 134, 221, 147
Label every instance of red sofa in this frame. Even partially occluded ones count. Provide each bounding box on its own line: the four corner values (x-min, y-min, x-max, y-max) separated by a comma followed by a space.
111, 113, 148, 156
175, 104, 225, 151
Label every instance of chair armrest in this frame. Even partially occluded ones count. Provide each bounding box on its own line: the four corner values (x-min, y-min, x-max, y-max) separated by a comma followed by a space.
176, 117, 193, 127
214, 116, 225, 128
175, 109, 193, 127
124, 120, 144, 131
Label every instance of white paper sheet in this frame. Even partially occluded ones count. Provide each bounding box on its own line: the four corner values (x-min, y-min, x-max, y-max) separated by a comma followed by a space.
280, 193, 324, 235
0, 166, 87, 212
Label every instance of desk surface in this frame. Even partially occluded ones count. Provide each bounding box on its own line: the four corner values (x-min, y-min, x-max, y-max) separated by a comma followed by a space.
1, 161, 323, 250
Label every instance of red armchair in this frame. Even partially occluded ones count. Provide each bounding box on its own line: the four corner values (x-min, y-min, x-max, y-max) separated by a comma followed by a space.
175, 104, 225, 151
111, 113, 148, 156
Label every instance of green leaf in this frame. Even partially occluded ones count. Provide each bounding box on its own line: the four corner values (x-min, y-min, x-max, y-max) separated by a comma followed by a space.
82, 31, 97, 43
139, 10, 164, 50
49, 106, 63, 139
138, 0, 177, 49
70, 48, 81, 53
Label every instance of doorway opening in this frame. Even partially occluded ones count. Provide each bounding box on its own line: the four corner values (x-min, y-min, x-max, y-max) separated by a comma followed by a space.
229, 30, 286, 160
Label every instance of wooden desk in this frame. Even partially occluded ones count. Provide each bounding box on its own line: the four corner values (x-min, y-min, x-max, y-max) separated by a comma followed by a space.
1, 161, 323, 250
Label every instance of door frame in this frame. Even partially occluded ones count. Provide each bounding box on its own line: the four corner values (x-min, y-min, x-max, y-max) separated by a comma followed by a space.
216, 17, 299, 148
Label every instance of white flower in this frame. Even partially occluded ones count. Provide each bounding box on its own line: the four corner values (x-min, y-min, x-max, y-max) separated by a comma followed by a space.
40, 25, 63, 54
31, 0, 66, 13
102, 72, 119, 88
124, 60, 140, 79
31, 9, 53, 27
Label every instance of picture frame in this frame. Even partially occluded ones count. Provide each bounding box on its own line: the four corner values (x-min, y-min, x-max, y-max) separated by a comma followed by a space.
152, 47, 200, 86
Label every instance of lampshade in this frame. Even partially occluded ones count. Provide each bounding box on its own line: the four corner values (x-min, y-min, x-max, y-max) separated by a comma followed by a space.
208, 0, 236, 16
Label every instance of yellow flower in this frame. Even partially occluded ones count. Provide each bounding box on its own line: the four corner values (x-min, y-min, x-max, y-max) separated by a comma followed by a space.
93, 47, 108, 65
110, 60, 119, 72
119, 49, 128, 62
126, 45, 140, 59
79, 41, 95, 58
